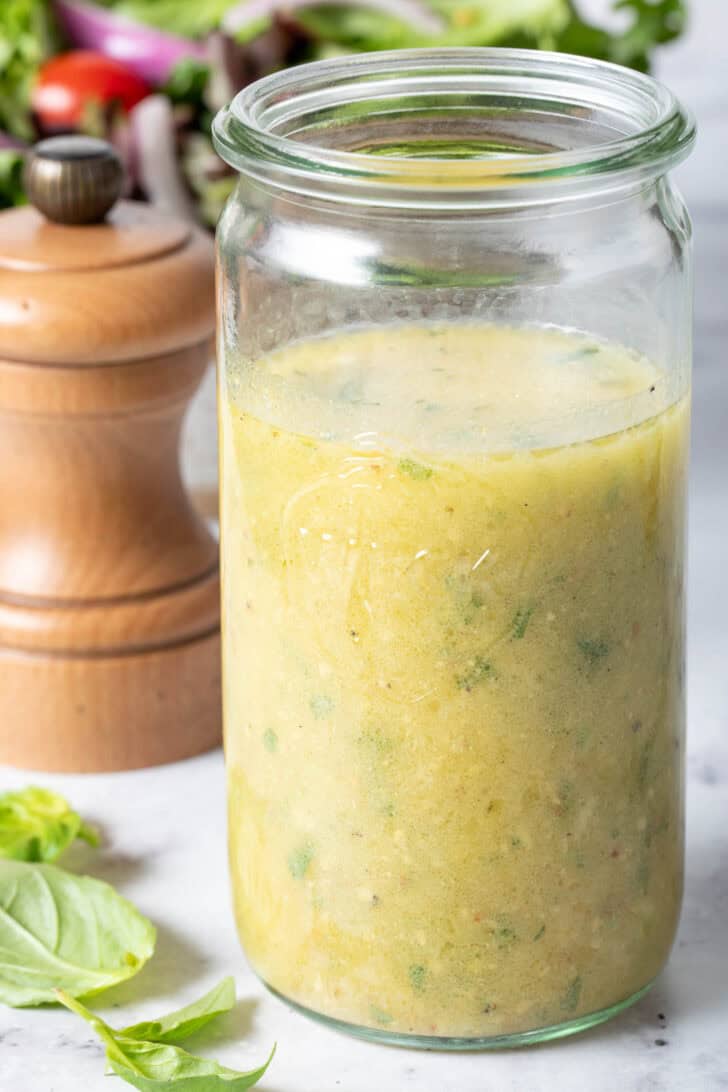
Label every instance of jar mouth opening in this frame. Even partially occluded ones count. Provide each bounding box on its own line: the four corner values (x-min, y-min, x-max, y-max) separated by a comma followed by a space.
213, 48, 695, 207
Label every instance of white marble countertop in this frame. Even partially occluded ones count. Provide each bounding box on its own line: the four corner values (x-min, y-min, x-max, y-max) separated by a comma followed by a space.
2, 3, 727, 1089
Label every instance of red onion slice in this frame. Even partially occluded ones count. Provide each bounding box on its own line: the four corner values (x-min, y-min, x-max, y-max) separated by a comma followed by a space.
54, 0, 207, 86
129, 94, 197, 220
0, 132, 27, 151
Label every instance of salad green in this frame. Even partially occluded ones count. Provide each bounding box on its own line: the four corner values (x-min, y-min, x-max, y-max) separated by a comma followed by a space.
293, 0, 571, 53
95, 0, 242, 39
0, 0, 59, 139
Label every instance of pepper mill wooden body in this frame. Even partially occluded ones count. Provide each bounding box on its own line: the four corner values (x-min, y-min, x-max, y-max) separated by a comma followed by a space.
0, 138, 221, 771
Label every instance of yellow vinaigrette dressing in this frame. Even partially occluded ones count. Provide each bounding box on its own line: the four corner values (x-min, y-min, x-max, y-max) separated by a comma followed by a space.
220, 324, 687, 1042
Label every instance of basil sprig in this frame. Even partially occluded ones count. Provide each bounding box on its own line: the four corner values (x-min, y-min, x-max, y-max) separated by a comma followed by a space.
58, 987, 274, 1092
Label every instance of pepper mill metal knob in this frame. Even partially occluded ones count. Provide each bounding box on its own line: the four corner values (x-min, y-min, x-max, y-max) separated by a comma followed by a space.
23, 135, 124, 225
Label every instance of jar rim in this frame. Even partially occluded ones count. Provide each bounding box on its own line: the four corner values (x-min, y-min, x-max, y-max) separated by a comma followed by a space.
212, 47, 695, 208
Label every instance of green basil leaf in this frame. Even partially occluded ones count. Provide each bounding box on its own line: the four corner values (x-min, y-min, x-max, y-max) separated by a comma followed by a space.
108, 1040, 275, 1092
121, 977, 236, 1044
0, 861, 156, 1006
0, 786, 100, 863
58, 990, 274, 1091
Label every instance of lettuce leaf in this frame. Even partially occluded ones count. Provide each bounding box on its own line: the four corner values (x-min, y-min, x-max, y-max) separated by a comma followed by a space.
0, 149, 26, 208
0, 0, 59, 140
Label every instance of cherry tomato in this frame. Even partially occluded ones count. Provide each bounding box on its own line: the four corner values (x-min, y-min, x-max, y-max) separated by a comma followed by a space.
33, 50, 150, 129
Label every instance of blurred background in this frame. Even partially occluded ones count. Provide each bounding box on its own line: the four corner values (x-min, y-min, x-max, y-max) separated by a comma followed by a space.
0, 0, 700, 223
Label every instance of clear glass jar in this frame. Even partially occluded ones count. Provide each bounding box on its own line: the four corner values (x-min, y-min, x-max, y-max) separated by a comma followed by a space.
213, 49, 695, 1049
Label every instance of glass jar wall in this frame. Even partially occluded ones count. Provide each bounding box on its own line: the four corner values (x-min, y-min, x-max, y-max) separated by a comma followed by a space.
213, 49, 695, 1048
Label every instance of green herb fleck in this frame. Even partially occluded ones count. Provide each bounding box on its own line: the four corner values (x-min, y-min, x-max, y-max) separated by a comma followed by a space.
310, 694, 335, 719
637, 739, 653, 790
370, 1004, 393, 1026
512, 605, 535, 640
648, 814, 670, 845
262, 728, 278, 753
557, 780, 575, 816
398, 457, 433, 481
577, 637, 610, 665
562, 345, 600, 362
408, 964, 427, 992
288, 842, 314, 880
463, 594, 484, 624
605, 482, 622, 509
495, 912, 517, 947
576, 724, 592, 750
455, 657, 494, 692
636, 856, 650, 894
495, 921, 517, 948
510, 836, 522, 848
444, 573, 484, 625
358, 725, 394, 757
560, 976, 582, 1013
533, 924, 546, 942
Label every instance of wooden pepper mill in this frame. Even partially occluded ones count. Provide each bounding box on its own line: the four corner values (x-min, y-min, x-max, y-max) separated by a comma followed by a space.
0, 136, 221, 772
